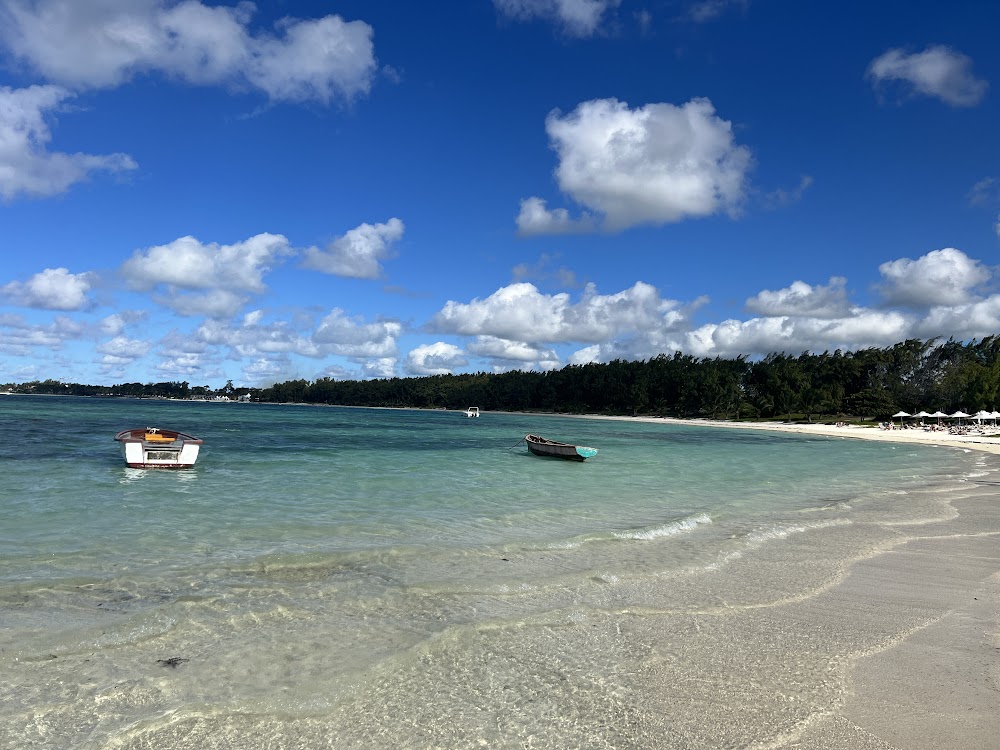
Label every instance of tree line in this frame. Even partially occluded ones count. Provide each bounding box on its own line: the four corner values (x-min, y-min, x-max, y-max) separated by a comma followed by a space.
6, 338, 1000, 421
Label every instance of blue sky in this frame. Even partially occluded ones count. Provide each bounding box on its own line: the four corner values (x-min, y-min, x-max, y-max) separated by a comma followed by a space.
1, 0, 998, 388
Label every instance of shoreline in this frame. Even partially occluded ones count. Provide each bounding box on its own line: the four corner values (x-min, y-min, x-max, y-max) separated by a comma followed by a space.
545, 411, 1000, 456
546, 410, 1000, 746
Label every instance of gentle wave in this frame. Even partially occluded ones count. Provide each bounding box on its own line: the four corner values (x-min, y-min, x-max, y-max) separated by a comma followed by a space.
613, 513, 713, 540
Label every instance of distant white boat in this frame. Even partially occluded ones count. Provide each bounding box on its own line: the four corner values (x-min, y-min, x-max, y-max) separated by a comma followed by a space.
463, 406, 480, 418
114, 427, 203, 468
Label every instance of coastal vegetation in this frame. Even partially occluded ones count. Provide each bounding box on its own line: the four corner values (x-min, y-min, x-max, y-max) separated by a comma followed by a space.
5, 337, 1000, 421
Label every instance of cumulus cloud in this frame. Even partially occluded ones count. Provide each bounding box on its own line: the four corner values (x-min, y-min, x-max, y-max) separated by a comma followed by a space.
120, 232, 293, 317
405, 341, 468, 376
362, 358, 397, 378
302, 218, 404, 279
467, 335, 560, 365
682, 310, 914, 360
0, 313, 83, 355
867, 46, 988, 107
97, 335, 151, 365
313, 308, 402, 359
1, 267, 96, 310
0, 1, 377, 104
188, 307, 400, 377
430, 281, 687, 344
493, 0, 619, 37
195, 317, 317, 357
0, 85, 137, 199
914, 296, 1000, 341
521, 97, 752, 234
878, 247, 988, 308
241, 356, 297, 385
515, 197, 594, 236
745, 277, 851, 319
99, 310, 146, 335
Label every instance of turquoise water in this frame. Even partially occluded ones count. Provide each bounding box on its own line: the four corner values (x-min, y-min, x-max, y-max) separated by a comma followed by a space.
0, 395, 991, 748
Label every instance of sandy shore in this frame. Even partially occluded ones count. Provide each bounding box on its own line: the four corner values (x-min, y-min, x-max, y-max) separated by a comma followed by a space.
560, 412, 1000, 748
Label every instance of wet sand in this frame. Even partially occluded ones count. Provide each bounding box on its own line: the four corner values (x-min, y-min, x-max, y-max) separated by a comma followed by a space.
564, 414, 1000, 748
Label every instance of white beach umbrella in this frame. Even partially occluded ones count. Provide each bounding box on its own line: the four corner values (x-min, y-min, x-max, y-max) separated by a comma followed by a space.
950, 410, 971, 425
974, 410, 991, 422
891, 410, 910, 427
930, 410, 948, 424
913, 410, 931, 417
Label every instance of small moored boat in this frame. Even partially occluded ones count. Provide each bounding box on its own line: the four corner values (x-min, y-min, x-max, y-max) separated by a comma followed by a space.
114, 427, 203, 468
463, 406, 480, 418
524, 433, 598, 461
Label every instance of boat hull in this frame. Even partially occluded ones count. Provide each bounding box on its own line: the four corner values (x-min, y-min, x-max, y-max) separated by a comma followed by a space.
524, 434, 598, 461
115, 428, 203, 469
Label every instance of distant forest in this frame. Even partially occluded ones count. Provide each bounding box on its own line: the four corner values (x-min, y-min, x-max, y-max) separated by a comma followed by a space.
7, 338, 1000, 422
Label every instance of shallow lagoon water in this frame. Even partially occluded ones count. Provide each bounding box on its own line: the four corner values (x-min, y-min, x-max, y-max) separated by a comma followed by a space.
0, 395, 992, 748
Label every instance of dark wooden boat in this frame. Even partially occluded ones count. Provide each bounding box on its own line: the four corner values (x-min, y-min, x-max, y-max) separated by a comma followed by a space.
524, 433, 598, 461
114, 427, 203, 468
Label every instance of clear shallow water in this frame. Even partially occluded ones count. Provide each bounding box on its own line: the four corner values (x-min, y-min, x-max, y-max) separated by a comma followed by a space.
0, 395, 993, 748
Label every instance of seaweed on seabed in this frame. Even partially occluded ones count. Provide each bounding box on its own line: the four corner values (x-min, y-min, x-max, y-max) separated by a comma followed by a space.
157, 657, 189, 668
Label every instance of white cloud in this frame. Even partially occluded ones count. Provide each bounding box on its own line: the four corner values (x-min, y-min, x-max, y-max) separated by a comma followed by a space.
515, 197, 594, 236
405, 342, 468, 376
878, 248, 988, 308
522, 97, 752, 234
0, 1, 377, 104
914, 296, 1000, 341
99, 311, 145, 335
867, 46, 988, 107
313, 308, 402, 358
682, 311, 914, 360
568, 344, 601, 365
0, 85, 136, 199
1, 267, 96, 310
187, 308, 400, 378
0, 313, 83, 355
302, 218, 404, 279
241, 356, 297, 386
362, 357, 397, 378
97, 334, 150, 365
155, 353, 211, 377
467, 335, 560, 367
745, 277, 851, 319
120, 232, 293, 317
493, 0, 620, 37
430, 281, 687, 344
195, 317, 316, 357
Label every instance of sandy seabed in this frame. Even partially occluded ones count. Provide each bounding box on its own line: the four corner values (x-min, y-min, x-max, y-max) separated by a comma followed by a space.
557, 414, 1000, 748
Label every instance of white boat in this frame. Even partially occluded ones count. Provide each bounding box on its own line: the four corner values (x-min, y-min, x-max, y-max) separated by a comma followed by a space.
114, 427, 203, 468
463, 406, 480, 418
